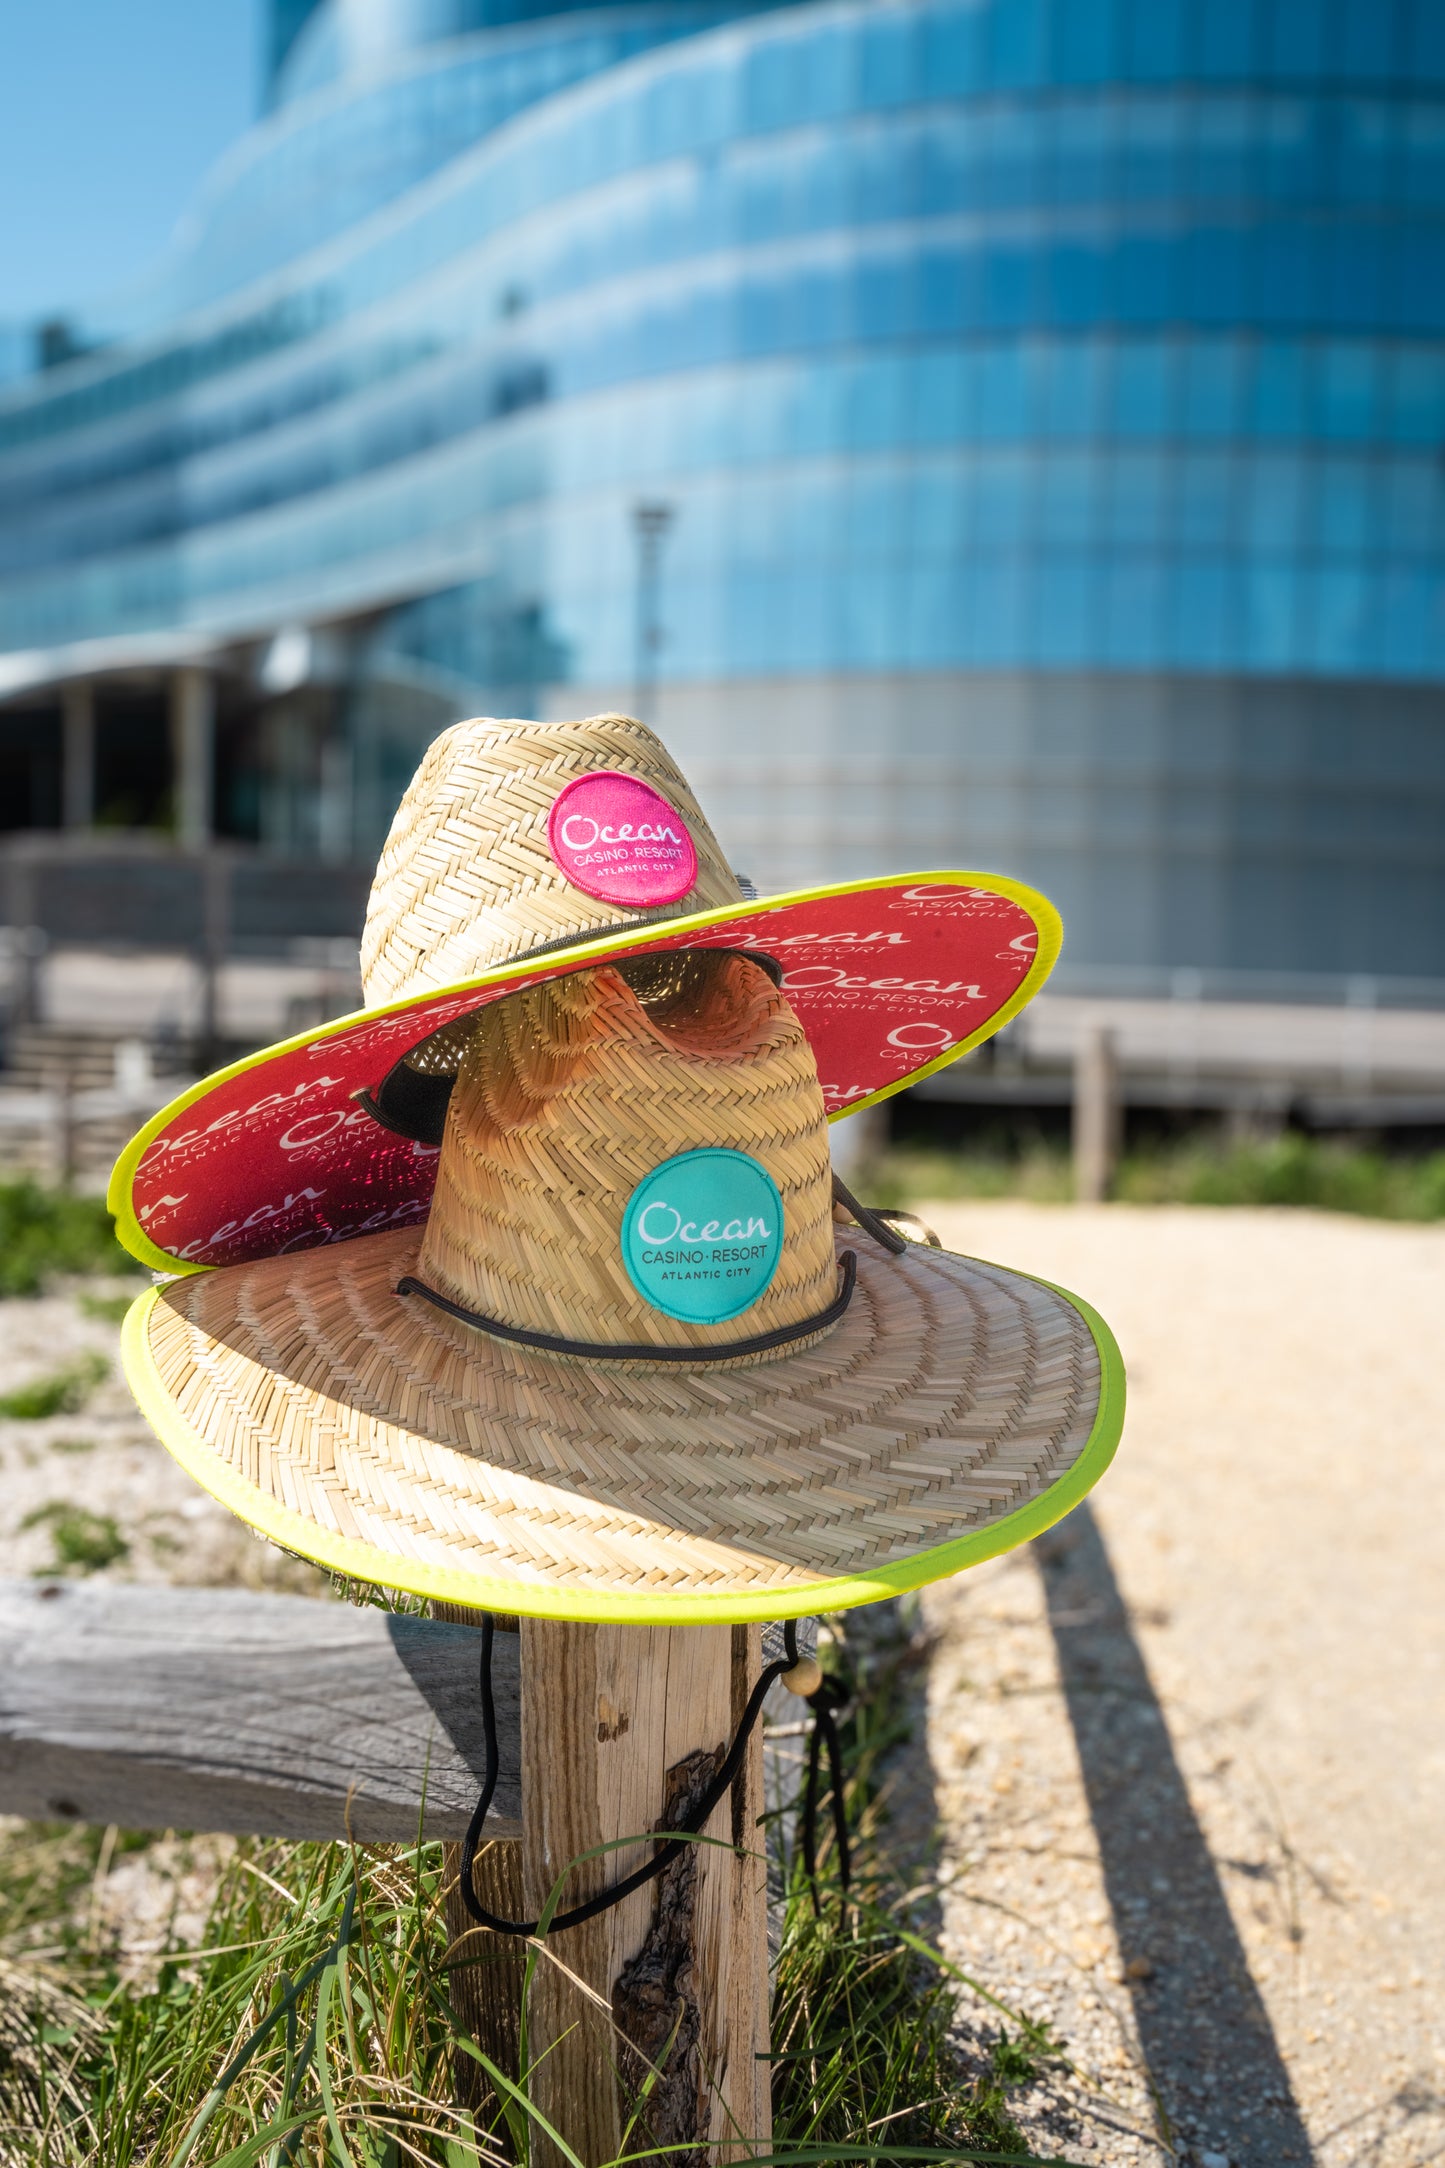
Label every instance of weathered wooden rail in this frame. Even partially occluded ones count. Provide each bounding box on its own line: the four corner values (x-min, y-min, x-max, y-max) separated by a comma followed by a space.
0, 1578, 521, 1840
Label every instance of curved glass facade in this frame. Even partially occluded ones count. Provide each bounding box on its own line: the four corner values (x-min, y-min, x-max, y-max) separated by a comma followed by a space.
2, 0, 1444, 981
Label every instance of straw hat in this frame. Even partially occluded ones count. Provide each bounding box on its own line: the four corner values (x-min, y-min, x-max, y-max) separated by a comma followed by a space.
123, 949, 1123, 1623
109, 712, 1059, 1276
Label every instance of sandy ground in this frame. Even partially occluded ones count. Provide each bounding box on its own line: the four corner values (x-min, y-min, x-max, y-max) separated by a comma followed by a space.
0, 1286, 321, 1595
1, 1206, 1441, 2168
903, 1203, 1445, 2168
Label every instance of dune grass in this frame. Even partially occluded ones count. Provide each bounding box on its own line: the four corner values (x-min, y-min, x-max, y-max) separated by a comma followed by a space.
866, 1132, 1445, 1221
0, 1353, 110, 1422
0, 1618, 1070, 2168
0, 1181, 142, 1299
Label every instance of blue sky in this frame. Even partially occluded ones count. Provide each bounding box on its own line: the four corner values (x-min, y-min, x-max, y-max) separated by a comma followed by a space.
0, 0, 257, 323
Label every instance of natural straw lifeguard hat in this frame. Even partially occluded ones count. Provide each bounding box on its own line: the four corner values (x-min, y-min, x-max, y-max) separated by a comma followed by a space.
122, 948, 1123, 1623
109, 712, 1059, 1274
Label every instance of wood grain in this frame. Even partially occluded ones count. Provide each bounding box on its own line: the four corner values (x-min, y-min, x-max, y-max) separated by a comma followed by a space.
521, 1617, 771, 2168
0, 1578, 520, 1841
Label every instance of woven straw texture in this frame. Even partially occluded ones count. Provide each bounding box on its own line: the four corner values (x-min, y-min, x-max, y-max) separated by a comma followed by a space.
139, 1228, 1101, 1601
418, 953, 837, 1354
360, 715, 740, 1006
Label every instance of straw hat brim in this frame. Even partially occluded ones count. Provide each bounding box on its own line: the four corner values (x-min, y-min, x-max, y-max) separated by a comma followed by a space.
109, 871, 1060, 1277
121, 1227, 1124, 1625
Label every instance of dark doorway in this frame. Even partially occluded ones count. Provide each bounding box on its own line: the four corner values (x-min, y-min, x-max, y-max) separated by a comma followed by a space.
0, 706, 61, 830
94, 690, 172, 830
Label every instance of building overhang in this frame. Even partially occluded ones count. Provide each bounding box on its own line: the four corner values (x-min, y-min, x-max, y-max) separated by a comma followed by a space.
0, 628, 231, 702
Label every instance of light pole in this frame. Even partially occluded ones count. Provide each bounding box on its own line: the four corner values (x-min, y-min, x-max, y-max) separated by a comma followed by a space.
632, 500, 674, 724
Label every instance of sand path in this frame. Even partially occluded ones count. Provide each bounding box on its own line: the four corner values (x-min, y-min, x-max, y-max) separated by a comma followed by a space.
908, 1203, 1444, 2168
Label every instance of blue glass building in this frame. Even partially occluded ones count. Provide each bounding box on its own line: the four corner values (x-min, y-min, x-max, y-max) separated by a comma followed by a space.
2, 0, 1444, 986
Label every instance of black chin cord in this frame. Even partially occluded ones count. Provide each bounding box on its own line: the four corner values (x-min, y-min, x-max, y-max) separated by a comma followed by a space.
450, 1181, 931, 1936
457, 1615, 850, 1935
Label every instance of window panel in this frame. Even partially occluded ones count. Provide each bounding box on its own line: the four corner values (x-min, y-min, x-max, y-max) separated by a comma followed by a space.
1405, 0, 1445, 84
1030, 555, 1095, 662
1102, 556, 1168, 664
1183, 337, 1245, 434
1175, 449, 1237, 547
1314, 455, 1377, 553
918, 246, 968, 333
1123, 0, 1187, 81
965, 556, 1028, 662
918, 4, 985, 99
1377, 565, 1433, 673
972, 450, 1034, 544
916, 118, 973, 214
1050, 0, 1120, 85
858, 15, 916, 110
1380, 455, 1440, 551
1316, 340, 1380, 439
978, 242, 1037, 329
1036, 447, 1101, 542
1047, 236, 1110, 324
1241, 559, 1302, 667
1337, 0, 1403, 83
988, 0, 1049, 88
1049, 98, 1115, 204
1248, 337, 1310, 436
1046, 336, 1108, 433
1402, 107, 1445, 210
1105, 447, 1169, 544
901, 564, 960, 665
911, 349, 967, 441
1110, 339, 1177, 434
1307, 565, 1371, 670
1171, 557, 1236, 667
1121, 94, 1185, 199
1241, 451, 1308, 549
911, 460, 968, 549
975, 344, 1031, 436
1198, 0, 1258, 80
1190, 94, 1255, 199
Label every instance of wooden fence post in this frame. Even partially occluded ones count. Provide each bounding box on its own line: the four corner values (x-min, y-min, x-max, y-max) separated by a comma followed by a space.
1073, 1022, 1122, 1204
520, 1617, 771, 2168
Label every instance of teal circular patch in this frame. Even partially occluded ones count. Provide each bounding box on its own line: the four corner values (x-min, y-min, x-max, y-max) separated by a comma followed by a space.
621, 1149, 785, 1324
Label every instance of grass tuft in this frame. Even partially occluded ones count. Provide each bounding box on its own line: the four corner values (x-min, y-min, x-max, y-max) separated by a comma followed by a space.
20, 1501, 130, 1576
867, 1133, 1445, 1221
0, 1181, 141, 1299
0, 1353, 110, 1421
76, 1292, 137, 1325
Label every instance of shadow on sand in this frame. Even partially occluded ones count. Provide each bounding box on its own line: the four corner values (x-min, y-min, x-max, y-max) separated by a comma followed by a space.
1040, 1500, 1313, 2166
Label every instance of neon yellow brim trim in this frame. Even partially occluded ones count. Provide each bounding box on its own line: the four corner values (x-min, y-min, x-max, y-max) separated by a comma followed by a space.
107, 868, 1063, 1278
121, 1266, 1123, 1626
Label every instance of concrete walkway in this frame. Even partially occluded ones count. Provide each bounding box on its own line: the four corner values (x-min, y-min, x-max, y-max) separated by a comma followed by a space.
911, 1203, 1444, 2168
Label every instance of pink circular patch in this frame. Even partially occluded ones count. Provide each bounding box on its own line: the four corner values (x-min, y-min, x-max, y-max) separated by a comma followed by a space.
546, 770, 698, 906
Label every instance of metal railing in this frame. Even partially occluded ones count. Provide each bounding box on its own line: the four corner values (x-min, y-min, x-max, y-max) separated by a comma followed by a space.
0, 833, 369, 1046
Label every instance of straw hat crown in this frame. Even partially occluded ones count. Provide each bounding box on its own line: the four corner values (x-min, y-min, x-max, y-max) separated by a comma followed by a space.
361, 714, 742, 1007
416, 952, 838, 1358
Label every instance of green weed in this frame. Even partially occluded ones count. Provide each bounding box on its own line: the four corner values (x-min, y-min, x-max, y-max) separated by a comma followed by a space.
21, 1502, 129, 1576
0, 1181, 141, 1298
0, 1353, 109, 1420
